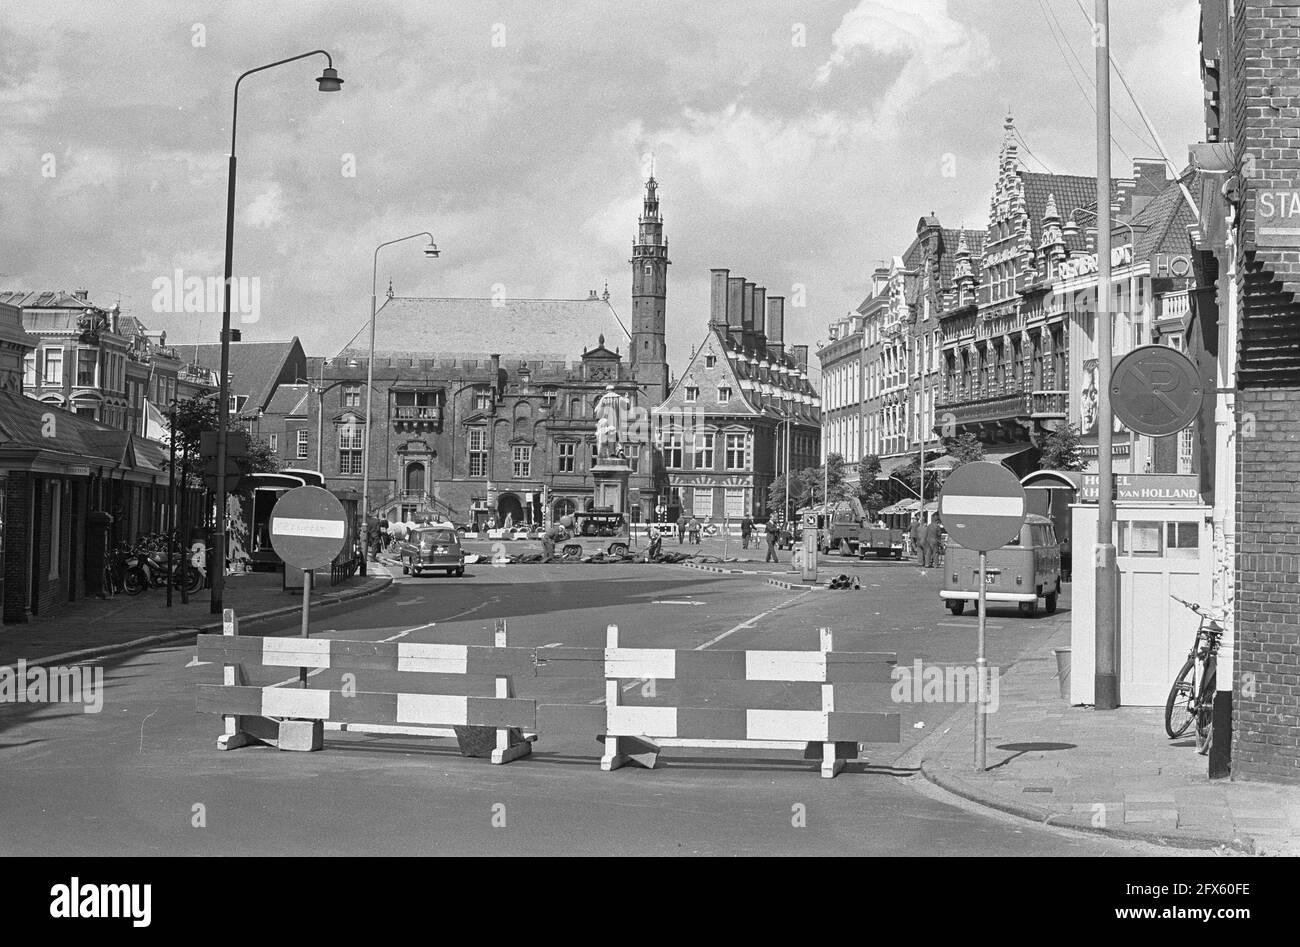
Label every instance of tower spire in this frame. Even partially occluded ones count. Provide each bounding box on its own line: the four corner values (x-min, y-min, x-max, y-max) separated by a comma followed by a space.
629, 172, 670, 407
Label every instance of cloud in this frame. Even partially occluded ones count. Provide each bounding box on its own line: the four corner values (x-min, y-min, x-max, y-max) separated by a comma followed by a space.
242, 183, 284, 230
815, 0, 995, 124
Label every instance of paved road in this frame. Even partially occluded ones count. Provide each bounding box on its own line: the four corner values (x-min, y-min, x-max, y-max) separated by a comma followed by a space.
0, 559, 1180, 855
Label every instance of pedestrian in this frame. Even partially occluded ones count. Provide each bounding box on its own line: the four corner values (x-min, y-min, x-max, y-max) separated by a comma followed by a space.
677, 514, 686, 545
909, 514, 923, 563
740, 514, 753, 549
922, 518, 943, 569
689, 517, 701, 544
541, 522, 561, 561
388, 520, 407, 549
764, 518, 779, 563
378, 518, 390, 553
648, 524, 663, 560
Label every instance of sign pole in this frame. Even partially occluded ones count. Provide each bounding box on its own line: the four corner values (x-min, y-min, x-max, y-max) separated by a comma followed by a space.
976, 549, 988, 772
300, 569, 312, 688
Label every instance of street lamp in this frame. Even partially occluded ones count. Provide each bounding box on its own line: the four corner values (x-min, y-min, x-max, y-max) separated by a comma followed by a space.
360, 233, 440, 574
212, 49, 342, 615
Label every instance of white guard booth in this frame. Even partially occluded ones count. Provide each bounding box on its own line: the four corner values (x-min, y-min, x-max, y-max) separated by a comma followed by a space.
1070, 481, 1212, 705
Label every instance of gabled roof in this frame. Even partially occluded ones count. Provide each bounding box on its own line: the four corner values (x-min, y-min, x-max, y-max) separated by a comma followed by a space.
1130, 172, 1200, 261
188, 339, 306, 416
264, 382, 310, 418
0, 290, 103, 310
0, 391, 157, 468
1021, 172, 1122, 254
339, 296, 629, 362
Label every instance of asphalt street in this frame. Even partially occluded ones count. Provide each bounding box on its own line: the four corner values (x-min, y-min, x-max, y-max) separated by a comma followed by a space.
0, 555, 1184, 855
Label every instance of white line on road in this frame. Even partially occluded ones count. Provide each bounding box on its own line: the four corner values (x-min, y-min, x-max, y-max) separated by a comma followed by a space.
652, 600, 705, 605
693, 591, 809, 650
935, 622, 1004, 629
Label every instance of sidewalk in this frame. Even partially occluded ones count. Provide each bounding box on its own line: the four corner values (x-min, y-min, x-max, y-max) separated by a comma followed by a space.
0, 563, 393, 669
917, 617, 1300, 855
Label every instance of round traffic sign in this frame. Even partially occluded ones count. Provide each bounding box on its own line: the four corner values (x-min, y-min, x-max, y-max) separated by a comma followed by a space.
938, 461, 1027, 552
270, 486, 348, 570
1110, 345, 1202, 437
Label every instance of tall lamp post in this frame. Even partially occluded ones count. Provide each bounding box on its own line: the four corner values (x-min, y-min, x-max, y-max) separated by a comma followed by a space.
1092, 0, 1119, 710
212, 50, 343, 615
360, 233, 440, 574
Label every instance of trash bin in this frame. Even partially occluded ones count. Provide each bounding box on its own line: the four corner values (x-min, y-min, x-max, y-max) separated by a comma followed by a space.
1053, 647, 1071, 701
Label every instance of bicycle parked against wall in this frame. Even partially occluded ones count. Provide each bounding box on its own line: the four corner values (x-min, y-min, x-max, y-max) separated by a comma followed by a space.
1164, 595, 1223, 755
121, 533, 203, 596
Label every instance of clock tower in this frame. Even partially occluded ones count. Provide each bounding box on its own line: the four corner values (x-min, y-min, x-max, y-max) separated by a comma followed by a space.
630, 174, 669, 406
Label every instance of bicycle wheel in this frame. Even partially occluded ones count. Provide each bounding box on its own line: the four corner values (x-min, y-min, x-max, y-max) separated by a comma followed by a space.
1164, 657, 1197, 738
1196, 658, 1216, 754
123, 566, 146, 596
184, 565, 203, 594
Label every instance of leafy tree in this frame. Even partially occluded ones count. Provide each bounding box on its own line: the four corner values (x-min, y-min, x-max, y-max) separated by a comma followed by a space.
858, 453, 882, 482
1039, 423, 1085, 471
941, 433, 986, 468
167, 393, 279, 488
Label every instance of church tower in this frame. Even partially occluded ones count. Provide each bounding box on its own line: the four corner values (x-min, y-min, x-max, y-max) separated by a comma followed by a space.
630, 174, 670, 406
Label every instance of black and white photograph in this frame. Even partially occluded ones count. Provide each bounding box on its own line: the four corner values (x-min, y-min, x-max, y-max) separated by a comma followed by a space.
0, 0, 1292, 916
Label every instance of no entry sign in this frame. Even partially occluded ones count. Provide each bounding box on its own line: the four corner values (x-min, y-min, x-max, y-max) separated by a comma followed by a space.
938, 461, 1027, 553
1110, 345, 1202, 437
270, 486, 348, 570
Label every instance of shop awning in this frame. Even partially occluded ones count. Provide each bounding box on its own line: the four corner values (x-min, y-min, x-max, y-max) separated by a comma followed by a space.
875, 455, 915, 481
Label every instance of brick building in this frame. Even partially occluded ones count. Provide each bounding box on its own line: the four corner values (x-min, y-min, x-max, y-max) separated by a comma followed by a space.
653, 268, 820, 523
1192, 0, 1300, 783
313, 177, 671, 527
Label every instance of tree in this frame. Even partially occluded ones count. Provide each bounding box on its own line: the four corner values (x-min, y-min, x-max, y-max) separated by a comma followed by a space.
802, 453, 854, 506
1039, 423, 1085, 471
941, 433, 985, 468
167, 393, 279, 489
858, 453, 882, 482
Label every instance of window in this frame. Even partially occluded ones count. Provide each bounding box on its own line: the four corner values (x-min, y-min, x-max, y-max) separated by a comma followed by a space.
43, 349, 63, 386
296, 429, 309, 459
394, 389, 441, 419
1119, 521, 1163, 556
76, 348, 97, 387
718, 385, 731, 402
693, 432, 714, 469
725, 433, 746, 470
685, 386, 699, 403
705, 355, 716, 368
512, 446, 531, 478
693, 487, 713, 517
558, 441, 576, 472
468, 428, 488, 477
664, 432, 683, 468
725, 488, 745, 518
23, 353, 35, 387
476, 389, 493, 411
1166, 522, 1199, 559
269, 434, 279, 453
343, 385, 361, 408
337, 424, 363, 475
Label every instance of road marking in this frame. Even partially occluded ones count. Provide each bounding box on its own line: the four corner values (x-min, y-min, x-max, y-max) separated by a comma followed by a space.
694, 592, 809, 650
184, 656, 210, 668
936, 622, 1004, 629
652, 600, 705, 605
394, 597, 426, 607
540, 642, 562, 648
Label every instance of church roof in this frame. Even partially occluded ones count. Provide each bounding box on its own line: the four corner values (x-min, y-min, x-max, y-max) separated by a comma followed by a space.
339, 295, 629, 362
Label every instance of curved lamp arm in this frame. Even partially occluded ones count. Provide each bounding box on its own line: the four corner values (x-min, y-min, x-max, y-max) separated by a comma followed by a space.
231, 50, 337, 155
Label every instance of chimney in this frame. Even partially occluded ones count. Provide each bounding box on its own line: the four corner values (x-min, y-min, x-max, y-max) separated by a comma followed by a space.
1129, 158, 1168, 219
766, 297, 785, 360
73, 288, 89, 301
753, 286, 767, 354
791, 344, 808, 373
726, 276, 745, 347
742, 281, 756, 345
709, 268, 730, 328
490, 353, 502, 402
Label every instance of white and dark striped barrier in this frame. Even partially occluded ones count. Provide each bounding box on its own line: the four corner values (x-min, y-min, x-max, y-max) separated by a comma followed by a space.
538, 624, 899, 778
196, 611, 535, 763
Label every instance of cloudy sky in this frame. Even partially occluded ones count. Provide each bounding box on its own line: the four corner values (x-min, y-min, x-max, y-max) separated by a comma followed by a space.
0, 0, 1203, 379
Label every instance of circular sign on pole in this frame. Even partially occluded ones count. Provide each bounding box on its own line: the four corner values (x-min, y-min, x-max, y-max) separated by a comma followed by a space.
270, 485, 348, 570
1110, 344, 1202, 437
938, 461, 1027, 552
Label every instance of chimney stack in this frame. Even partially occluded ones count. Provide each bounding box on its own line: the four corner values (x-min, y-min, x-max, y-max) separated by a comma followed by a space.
753, 286, 767, 354
709, 268, 730, 328
726, 276, 745, 348
791, 344, 808, 374
766, 297, 785, 360
742, 281, 756, 349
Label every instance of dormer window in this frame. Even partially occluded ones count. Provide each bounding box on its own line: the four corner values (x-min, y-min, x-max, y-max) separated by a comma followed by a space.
705, 354, 716, 368
718, 386, 731, 402
685, 386, 699, 403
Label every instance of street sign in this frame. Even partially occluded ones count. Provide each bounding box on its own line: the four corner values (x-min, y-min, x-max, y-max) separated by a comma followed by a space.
801, 513, 818, 528
1110, 345, 1202, 437
1079, 473, 1200, 503
270, 485, 347, 570
1256, 187, 1300, 246
938, 461, 1027, 553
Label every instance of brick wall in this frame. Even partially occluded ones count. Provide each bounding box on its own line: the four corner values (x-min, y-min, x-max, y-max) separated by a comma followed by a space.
1234, 389, 1300, 783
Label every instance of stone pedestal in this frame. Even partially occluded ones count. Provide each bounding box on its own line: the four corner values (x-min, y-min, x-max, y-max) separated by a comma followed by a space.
592, 459, 631, 515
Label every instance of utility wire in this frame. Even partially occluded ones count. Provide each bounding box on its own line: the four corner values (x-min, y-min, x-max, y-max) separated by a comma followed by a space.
1013, 129, 1055, 174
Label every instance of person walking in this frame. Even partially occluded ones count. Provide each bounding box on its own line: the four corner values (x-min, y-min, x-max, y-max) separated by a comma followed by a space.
740, 515, 753, 549
688, 517, 701, 544
921, 518, 943, 569
677, 514, 687, 545
908, 514, 923, 563
764, 518, 779, 563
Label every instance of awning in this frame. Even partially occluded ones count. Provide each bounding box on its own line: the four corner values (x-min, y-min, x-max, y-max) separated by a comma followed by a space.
980, 443, 1041, 477
875, 455, 914, 481
880, 498, 920, 515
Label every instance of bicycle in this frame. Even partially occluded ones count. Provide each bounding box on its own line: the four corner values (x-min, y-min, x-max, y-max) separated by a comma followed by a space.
1165, 595, 1223, 755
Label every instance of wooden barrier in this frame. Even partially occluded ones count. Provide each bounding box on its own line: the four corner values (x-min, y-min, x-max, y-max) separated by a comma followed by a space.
537, 624, 900, 778
197, 612, 535, 763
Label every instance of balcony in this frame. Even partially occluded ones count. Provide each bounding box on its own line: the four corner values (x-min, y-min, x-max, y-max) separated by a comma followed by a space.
393, 404, 442, 432
939, 388, 1067, 431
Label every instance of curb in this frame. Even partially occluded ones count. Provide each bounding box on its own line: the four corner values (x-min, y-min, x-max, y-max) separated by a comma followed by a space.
917, 757, 1256, 854
765, 577, 826, 591
681, 562, 746, 575
7, 573, 394, 672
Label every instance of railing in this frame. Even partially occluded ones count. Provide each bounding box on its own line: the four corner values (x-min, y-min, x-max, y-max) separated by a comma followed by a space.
938, 389, 1067, 425
1157, 290, 1191, 326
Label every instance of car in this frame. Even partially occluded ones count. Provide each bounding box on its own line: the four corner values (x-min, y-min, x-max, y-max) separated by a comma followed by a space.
939, 514, 1062, 617
398, 525, 465, 577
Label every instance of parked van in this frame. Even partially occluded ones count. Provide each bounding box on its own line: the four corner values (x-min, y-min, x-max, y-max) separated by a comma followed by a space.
939, 514, 1062, 617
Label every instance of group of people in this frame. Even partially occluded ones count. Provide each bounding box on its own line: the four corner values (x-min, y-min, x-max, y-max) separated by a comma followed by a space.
909, 514, 944, 568
672, 515, 707, 544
